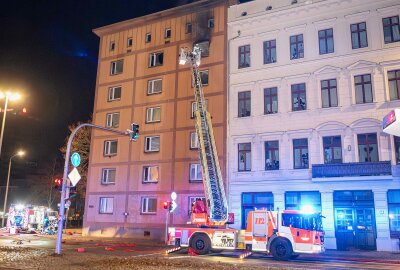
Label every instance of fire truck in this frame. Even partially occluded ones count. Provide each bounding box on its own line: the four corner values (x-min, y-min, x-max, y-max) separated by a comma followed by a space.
168, 45, 325, 260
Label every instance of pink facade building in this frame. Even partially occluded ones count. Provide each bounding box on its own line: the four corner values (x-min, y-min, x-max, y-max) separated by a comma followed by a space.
83, 0, 229, 239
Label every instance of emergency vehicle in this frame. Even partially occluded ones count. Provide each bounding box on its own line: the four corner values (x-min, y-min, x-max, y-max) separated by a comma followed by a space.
168, 45, 325, 260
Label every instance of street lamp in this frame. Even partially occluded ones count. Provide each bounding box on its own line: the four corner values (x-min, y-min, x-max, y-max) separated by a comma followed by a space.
2, 150, 25, 227
0, 91, 21, 162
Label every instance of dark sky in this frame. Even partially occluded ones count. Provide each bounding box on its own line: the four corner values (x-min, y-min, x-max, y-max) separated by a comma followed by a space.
0, 1, 194, 168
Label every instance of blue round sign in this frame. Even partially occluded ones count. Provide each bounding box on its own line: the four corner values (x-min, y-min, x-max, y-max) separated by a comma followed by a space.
71, 152, 81, 167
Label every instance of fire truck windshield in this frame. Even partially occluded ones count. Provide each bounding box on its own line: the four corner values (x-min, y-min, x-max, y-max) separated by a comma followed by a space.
281, 213, 323, 232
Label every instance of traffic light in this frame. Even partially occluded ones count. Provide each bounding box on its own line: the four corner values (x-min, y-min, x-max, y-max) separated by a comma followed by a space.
163, 201, 169, 210
54, 178, 63, 191
130, 123, 139, 141
68, 186, 78, 199
169, 201, 177, 213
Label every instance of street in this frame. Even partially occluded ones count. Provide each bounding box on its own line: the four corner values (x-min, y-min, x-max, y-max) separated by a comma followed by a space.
0, 233, 399, 269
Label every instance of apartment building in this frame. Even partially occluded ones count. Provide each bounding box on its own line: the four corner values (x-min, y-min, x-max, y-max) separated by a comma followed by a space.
228, 0, 400, 251
83, 0, 228, 239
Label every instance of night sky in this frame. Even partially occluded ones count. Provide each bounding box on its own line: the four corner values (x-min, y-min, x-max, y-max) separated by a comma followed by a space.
0, 0, 196, 201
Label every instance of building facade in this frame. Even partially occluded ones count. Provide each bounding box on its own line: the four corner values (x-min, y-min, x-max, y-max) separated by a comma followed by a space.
84, 0, 228, 239
228, 0, 400, 251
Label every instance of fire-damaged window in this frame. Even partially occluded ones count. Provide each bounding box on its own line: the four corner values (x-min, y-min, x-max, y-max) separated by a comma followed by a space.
149, 52, 163, 67
194, 41, 210, 57
186, 23, 192, 34
207, 18, 214, 28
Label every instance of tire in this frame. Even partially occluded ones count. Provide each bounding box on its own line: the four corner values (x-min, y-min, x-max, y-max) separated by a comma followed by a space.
270, 239, 293, 261
190, 234, 211, 255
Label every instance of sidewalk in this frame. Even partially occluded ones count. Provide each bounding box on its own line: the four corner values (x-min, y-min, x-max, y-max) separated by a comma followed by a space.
302, 249, 400, 264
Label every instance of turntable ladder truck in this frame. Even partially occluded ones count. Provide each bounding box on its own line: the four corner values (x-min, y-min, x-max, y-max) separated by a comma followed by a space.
168, 45, 325, 260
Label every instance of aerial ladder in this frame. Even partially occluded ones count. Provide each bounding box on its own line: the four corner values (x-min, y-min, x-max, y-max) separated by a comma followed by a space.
179, 45, 228, 226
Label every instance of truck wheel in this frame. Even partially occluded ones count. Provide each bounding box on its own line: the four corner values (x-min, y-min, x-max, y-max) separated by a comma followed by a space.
190, 234, 211, 255
270, 239, 292, 261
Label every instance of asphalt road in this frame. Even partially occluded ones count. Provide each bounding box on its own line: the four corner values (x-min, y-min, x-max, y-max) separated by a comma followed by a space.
0, 233, 399, 269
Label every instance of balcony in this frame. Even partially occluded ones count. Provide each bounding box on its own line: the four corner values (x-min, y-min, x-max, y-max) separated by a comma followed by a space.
312, 161, 392, 178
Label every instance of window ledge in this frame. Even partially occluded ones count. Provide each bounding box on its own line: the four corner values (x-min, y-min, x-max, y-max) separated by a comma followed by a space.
101, 182, 116, 185
142, 181, 159, 184
351, 102, 377, 108
287, 109, 310, 116
316, 106, 342, 113
260, 112, 280, 117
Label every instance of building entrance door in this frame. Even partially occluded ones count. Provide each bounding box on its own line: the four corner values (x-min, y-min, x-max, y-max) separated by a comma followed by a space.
333, 190, 376, 251
334, 207, 376, 250
355, 208, 376, 250
335, 208, 355, 250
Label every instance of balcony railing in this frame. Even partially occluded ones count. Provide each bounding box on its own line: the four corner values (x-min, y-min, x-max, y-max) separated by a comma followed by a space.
312, 161, 392, 178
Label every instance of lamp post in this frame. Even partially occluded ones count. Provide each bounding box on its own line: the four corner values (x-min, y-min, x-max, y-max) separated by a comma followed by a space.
2, 150, 25, 227
0, 91, 21, 162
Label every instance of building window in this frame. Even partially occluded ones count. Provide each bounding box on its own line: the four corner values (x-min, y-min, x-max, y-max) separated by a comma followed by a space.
193, 70, 209, 86
265, 141, 279, 170
99, 197, 113, 214
357, 133, 378, 162
238, 91, 251, 117
208, 18, 214, 28
106, 112, 120, 128
108, 86, 121, 101
318, 28, 334, 54
323, 136, 342, 164
354, 74, 373, 104
189, 164, 202, 181
388, 190, 400, 238
191, 100, 207, 118
395, 136, 400, 164
293, 138, 308, 169
194, 41, 210, 57
190, 131, 198, 149
147, 79, 162, 95
144, 136, 160, 152
104, 140, 118, 156
388, 69, 400, 100
238, 45, 250, 68
145, 33, 151, 43
110, 60, 123, 75
383, 16, 400, 44
141, 197, 157, 214
242, 192, 274, 229
146, 107, 161, 123
264, 87, 278, 114
263, 40, 276, 64
285, 191, 321, 212
188, 196, 206, 216
238, 143, 251, 172
149, 52, 163, 67
351, 22, 368, 49
291, 83, 306, 111
165, 28, 171, 39
110, 41, 115, 51
321, 79, 338, 108
127, 37, 133, 47
101, 168, 116, 184
186, 23, 192, 34
290, 34, 304, 60
143, 166, 159, 183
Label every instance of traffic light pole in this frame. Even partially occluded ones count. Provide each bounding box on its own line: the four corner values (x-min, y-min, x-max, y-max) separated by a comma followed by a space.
55, 123, 132, 255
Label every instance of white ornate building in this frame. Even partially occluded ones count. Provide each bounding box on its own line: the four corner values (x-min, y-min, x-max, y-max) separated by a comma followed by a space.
227, 0, 400, 251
